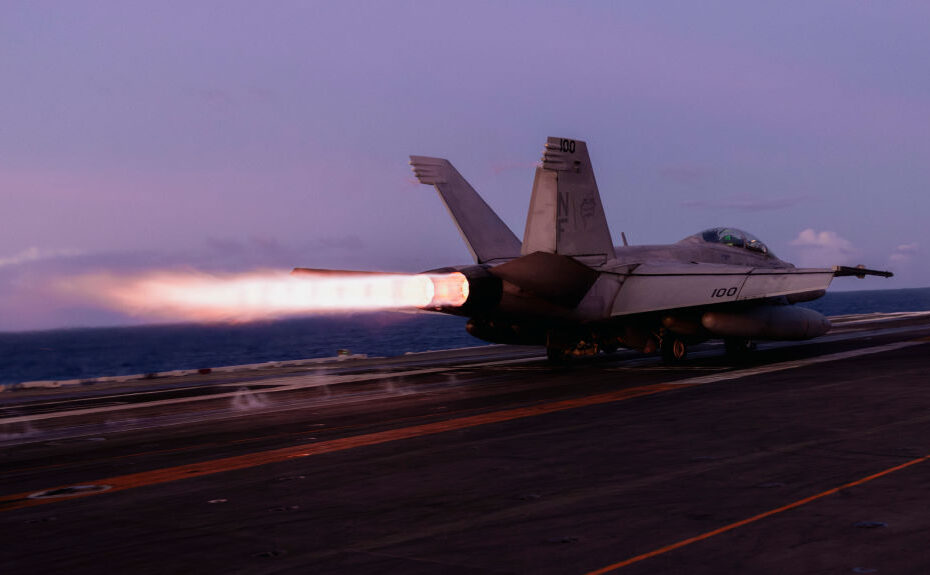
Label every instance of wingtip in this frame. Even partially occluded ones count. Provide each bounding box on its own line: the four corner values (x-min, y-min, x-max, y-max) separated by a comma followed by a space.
409, 156, 451, 185
408, 155, 448, 165
832, 265, 894, 279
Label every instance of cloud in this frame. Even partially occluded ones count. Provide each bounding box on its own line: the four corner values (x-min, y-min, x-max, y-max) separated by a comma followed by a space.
682, 194, 806, 212
199, 235, 365, 269
0, 250, 173, 331
0, 247, 83, 268
0, 238, 383, 331
789, 228, 858, 267
206, 235, 288, 257
790, 229, 854, 250
889, 242, 919, 263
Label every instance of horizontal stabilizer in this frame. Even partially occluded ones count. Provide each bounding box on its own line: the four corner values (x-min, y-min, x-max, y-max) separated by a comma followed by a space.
292, 268, 395, 277
410, 156, 521, 264
490, 251, 598, 307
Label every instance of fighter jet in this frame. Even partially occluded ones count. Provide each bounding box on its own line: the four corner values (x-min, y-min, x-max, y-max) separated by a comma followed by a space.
297, 137, 891, 362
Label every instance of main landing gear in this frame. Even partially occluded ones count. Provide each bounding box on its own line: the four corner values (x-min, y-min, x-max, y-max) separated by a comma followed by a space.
660, 335, 688, 363
545, 342, 598, 364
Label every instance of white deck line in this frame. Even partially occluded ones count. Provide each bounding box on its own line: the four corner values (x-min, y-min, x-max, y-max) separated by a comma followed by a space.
664, 340, 926, 385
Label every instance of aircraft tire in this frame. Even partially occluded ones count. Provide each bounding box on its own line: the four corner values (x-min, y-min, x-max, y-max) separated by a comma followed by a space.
661, 337, 688, 363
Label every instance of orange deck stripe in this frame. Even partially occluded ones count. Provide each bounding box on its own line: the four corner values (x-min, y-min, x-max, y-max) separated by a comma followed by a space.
584, 453, 930, 574
0, 382, 682, 512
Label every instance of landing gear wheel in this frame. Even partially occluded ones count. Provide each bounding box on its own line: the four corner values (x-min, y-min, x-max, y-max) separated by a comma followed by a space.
661, 337, 688, 363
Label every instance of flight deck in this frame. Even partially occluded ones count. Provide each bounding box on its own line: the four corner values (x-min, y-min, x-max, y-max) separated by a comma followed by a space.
2, 311, 930, 574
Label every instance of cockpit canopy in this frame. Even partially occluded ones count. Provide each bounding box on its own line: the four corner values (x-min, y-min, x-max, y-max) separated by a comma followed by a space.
696, 227, 771, 255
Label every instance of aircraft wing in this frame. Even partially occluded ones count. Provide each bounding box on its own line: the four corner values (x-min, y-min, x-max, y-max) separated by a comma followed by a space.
609, 263, 838, 316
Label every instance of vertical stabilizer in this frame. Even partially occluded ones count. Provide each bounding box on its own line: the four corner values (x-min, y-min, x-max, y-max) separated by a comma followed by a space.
521, 137, 614, 263
410, 156, 521, 264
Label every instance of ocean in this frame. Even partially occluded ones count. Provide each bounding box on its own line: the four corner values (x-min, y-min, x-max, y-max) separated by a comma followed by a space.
2, 287, 928, 386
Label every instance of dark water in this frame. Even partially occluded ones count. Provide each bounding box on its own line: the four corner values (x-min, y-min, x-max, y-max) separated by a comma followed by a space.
0, 313, 476, 386
797, 287, 930, 317
2, 288, 928, 386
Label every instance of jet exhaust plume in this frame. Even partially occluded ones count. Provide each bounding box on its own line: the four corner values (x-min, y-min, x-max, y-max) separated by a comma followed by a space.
57, 270, 469, 323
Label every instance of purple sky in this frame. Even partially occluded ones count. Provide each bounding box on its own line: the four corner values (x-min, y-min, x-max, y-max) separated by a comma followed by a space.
2, 1, 928, 331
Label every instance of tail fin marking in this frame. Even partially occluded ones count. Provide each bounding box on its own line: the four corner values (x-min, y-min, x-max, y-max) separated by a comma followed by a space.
521, 137, 614, 263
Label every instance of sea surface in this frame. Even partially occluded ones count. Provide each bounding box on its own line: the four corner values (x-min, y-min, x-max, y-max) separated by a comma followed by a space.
2, 288, 928, 386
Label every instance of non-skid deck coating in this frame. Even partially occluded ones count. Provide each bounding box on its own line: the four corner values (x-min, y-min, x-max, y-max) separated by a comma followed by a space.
2, 312, 930, 574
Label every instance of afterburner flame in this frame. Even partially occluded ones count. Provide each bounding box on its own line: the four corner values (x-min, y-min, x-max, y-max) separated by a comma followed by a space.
61, 270, 469, 323
428, 271, 470, 309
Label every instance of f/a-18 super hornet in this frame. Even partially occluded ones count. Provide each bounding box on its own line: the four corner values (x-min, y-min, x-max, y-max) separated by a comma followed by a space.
296, 137, 891, 362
